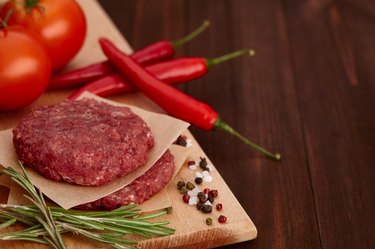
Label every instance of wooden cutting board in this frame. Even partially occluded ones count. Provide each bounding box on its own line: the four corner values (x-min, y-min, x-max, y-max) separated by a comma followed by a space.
0, 0, 257, 248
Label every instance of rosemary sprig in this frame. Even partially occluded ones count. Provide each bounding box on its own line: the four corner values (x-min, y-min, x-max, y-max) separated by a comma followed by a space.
0, 164, 175, 248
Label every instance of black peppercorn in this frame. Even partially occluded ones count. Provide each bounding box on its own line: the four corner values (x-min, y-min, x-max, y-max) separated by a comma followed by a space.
199, 157, 208, 170
174, 135, 187, 146
177, 180, 185, 189
207, 194, 214, 203
202, 205, 212, 213
197, 202, 204, 210
195, 177, 203, 185
199, 195, 207, 203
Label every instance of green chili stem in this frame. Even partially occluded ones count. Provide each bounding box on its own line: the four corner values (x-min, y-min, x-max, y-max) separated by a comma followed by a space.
206, 49, 255, 68
214, 119, 281, 160
171, 20, 210, 48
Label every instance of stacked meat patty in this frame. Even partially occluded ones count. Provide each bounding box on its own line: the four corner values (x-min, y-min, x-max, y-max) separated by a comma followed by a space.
13, 98, 175, 210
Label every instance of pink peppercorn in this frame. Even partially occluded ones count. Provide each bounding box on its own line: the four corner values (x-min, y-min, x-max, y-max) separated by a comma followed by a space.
218, 215, 227, 223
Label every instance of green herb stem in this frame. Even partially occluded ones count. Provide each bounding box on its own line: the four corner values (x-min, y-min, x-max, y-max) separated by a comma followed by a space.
0, 164, 175, 248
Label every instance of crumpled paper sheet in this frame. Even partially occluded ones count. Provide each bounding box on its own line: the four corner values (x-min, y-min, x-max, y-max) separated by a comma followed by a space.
0, 93, 189, 209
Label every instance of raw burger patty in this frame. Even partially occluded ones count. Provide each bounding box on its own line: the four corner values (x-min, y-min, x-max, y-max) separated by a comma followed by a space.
13, 98, 154, 186
77, 150, 175, 210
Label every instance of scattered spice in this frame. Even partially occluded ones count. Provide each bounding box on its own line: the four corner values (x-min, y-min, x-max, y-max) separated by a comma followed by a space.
210, 189, 219, 198
206, 218, 213, 225
207, 194, 215, 204
195, 177, 203, 185
202, 205, 213, 213
203, 188, 210, 195
174, 135, 187, 146
186, 181, 195, 190
197, 202, 204, 210
216, 203, 223, 211
199, 157, 208, 170
202, 170, 213, 182
177, 180, 185, 189
182, 194, 190, 203
188, 196, 198, 205
179, 186, 188, 194
198, 195, 207, 203
218, 215, 227, 223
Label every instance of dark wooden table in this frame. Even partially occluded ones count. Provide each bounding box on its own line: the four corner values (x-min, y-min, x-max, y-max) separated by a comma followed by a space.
97, 0, 375, 248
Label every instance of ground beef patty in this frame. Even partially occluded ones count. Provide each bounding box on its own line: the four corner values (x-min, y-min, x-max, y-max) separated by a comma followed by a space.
13, 98, 154, 186
77, 150, 175, 210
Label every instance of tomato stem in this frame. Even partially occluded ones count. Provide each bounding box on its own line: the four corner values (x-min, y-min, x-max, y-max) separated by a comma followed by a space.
214, 118, 281, 160
21, 0, 45, 14
171, 20, 210, 48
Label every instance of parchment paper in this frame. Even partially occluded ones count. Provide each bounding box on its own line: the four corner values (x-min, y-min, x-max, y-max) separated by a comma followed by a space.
0, 93, 189, 209
6, 144, 190, 212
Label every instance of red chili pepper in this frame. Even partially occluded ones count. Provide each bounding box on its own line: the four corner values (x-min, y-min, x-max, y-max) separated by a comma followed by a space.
99, 38, 281, 160
49, 20, 210, 89
68, 50, 253, 100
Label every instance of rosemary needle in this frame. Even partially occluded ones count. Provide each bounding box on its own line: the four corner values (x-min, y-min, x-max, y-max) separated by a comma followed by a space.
0, 164, 175, 248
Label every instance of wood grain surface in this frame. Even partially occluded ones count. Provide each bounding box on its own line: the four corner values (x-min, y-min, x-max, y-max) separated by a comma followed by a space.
0, 1, 258, 249
96, 0, 375, 249
0, 0, 374, 248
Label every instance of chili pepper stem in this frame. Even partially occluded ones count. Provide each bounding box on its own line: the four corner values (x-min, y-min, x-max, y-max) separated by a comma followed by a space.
171, 20, 210, 48
206, 49, 255, 68
214, 119, 281, 160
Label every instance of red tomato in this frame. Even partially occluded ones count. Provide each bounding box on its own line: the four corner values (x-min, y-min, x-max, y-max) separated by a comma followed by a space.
0, 0, 87, 71
0, 26, 51, 111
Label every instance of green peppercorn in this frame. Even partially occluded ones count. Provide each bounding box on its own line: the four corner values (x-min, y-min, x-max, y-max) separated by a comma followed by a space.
206, 217, 213, 225
177, 180, 185, 189
186, 181, 195, 190
202, 205, 212, 213
179, 186, 188, 194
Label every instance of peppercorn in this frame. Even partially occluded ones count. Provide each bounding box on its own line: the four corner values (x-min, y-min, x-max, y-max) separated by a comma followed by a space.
207, 193, 214, 203
195, 177, 203, 185
199, 157, 208, 170
165, 206, 173, 214
202, 205, 212, 213
182, 194, 190, 203
210, 189, 218, 198
197, 202, 204, 210
174, 135, 187, 146
203, 188, 210, 195
179, 186, 188, 194
197, 192, 205, 199
216, 203, 223, 211
199, 195, 207, 203
186, 181, 195, 190
218, 215, 227, 223
177, 180, 185, 189
206, 218, 213, 225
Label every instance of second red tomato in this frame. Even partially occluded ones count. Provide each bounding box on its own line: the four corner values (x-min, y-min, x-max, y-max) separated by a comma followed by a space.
1, 0, 87, 71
